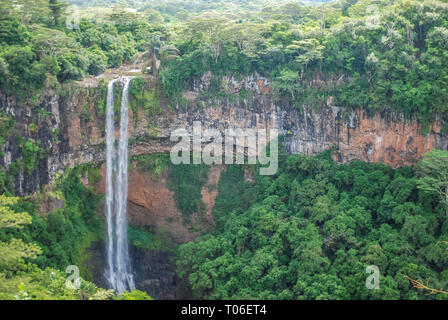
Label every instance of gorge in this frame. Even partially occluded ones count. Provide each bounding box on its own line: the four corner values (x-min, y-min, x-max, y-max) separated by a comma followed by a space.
1, 71, 447, 298
2, 0, 448, 301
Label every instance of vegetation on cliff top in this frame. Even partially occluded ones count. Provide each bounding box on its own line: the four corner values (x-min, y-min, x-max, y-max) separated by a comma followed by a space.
156, 0, 448, 122
1, 0, 448, 121
0, 0, 164, 100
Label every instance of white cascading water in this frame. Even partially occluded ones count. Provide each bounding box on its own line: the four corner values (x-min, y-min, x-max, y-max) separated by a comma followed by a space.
104, 76, 135, 293
105, 79, 117, 291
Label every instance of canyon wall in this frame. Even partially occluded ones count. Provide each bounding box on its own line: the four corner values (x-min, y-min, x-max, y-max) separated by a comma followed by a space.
1, 72, 447, 196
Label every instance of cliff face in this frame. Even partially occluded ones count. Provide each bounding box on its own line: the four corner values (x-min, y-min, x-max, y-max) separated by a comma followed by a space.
1, 72, 447, 198
92, 162, 218, 243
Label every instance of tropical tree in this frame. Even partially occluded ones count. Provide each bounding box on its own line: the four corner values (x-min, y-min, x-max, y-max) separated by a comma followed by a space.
417, 149, 448, 216
0, 195, 41, 271
48, 0, 68, 26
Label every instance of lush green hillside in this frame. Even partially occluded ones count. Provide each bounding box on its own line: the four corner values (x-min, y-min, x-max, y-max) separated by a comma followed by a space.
0, 165, 149, 299
3, 1, 448, 122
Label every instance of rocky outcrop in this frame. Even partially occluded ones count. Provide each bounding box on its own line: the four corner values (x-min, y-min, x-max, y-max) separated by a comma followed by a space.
131, 247, 191, 300
1, 72, 447, 197
84, 241, 190, 300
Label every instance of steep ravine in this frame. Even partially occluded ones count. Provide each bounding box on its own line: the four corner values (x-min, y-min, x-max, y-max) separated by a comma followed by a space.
1, 72, 448, 298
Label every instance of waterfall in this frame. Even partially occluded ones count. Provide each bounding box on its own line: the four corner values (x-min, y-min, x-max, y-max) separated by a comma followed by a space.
104, 76, 135, 293
105, 79, 117, 291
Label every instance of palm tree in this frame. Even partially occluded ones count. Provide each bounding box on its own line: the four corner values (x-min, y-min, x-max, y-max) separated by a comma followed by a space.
148, 35, 162, 77
147, 36, 180, 79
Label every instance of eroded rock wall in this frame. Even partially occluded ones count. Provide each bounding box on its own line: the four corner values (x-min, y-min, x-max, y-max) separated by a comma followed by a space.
1, 73, 447, 197
93, 162, 218, 243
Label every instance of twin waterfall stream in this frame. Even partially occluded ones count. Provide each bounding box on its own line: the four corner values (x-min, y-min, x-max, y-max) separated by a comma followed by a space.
104, 77, 135, 293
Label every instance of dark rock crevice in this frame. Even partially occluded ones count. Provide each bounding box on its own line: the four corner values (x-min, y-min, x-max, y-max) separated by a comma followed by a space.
84, 240, 191, 300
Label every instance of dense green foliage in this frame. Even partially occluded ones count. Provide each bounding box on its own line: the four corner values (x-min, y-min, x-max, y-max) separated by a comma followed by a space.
134, 153, 169, 179
1, 0, 448, 301
417, 149, 448, 216
0, 112, 14, 154
3, 0, 448, 120
72, 0, 330, 22
128, 224, 173, 251
0, 166, 153, 299
0, 168, 101, 273
129, 77, 162, 125
166, 160, 209, 219
0, 0, 164, 100
176, 150, 448, 299
0, 135, 47, 195
153, 0, 448, 120
114, 289, 153, 300
212, 165, 256, 232
0, 170, 110, 299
